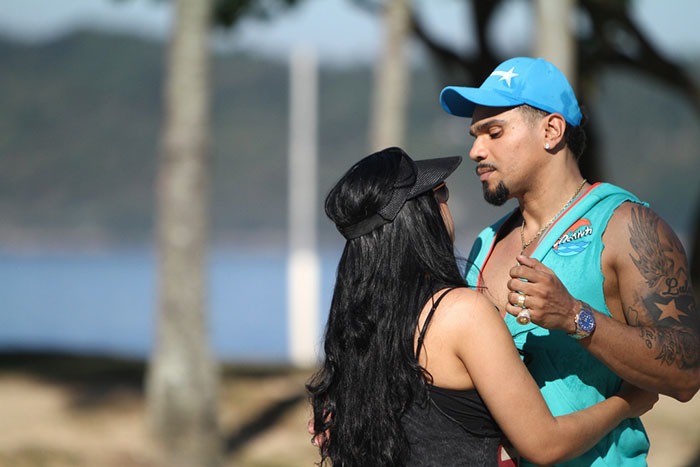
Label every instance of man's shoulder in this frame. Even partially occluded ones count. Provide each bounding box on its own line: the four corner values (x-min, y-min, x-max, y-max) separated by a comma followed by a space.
603, 201, 687, 271
607, 201, 664, 235
590, 182, 644, 206
591, 182, 649, 243
603, 201, 650, 246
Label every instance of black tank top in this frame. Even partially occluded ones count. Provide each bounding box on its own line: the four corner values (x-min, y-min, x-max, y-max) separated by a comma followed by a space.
402, 287, 503, 465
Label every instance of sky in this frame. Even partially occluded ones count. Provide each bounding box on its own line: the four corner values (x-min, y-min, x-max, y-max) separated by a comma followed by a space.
1, 0, 700, 65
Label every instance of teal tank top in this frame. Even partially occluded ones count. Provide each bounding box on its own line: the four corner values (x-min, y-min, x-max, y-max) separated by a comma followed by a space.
466, 183, 650, 466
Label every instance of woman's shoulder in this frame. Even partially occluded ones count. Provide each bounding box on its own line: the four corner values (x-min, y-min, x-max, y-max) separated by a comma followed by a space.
438, 287, 497, 310
433, 287, 500, 328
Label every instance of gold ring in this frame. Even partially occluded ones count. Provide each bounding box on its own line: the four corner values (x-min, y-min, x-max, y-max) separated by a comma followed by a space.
516, 309, 531, 325
516, 294, 526, 308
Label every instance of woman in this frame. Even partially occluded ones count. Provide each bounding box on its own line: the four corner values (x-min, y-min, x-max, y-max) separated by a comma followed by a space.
307, 147, 656, 466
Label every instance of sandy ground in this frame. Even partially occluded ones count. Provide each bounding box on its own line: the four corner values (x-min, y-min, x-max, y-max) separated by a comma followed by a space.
642, 394, 700, 466
0, 354, 698, 467
0, 354, 319, 467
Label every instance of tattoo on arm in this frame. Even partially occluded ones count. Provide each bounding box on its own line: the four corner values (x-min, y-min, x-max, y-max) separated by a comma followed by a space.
627, 206, 700, 369
637, 325, 700, 368
628, 207, 675, 289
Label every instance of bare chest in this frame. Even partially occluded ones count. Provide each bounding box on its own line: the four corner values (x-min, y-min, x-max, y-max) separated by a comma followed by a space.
479, 229, 522, 312
477, 218, 625, 322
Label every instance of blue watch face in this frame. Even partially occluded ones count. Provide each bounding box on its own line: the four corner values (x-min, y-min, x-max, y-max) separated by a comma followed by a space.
578, 310, 596, 332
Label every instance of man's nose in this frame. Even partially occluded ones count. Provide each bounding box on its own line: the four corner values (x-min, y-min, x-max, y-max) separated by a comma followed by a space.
469, 136, 486, 162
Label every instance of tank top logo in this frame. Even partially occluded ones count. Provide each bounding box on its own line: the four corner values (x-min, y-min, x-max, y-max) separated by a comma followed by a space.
553, 218, 593, 256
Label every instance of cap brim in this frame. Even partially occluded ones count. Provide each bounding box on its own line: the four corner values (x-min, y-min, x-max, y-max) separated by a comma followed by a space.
440, 86, 522, 118
408, 155, 462, 198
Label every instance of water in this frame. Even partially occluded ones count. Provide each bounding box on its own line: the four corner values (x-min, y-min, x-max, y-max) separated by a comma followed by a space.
0, 248, 341, 363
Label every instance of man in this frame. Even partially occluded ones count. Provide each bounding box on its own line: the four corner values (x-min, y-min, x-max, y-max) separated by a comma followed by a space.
440, 57, 700, 465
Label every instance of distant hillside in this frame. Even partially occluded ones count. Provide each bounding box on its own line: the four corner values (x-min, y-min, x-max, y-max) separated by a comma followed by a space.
0, 32, 163, 244
0, 31, 459, 247
0, 31, 699, 249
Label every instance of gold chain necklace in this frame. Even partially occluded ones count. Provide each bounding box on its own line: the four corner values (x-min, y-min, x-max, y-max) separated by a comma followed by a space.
520, 179, 587, 254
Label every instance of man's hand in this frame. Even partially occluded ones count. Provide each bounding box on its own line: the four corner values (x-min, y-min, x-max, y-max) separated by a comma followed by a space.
505, 255, 580, 333
503, 204, 700, 401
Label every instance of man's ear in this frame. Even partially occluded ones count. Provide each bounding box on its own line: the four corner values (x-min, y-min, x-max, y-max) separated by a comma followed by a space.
543, 113, 567, 152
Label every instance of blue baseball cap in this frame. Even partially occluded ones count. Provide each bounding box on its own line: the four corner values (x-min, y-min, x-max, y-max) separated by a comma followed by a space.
440, 57, 582, 126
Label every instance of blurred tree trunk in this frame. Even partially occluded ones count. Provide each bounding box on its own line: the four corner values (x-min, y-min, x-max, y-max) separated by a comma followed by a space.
369, 0, 411, 151
534, 0, 576, 80
146, 0, 221, 465
533, 0, 602, 182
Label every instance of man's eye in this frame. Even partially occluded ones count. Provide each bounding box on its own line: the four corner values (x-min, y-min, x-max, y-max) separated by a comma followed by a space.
489, 130, 502, 138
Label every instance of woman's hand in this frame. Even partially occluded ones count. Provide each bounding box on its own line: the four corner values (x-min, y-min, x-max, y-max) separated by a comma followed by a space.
616, 380, 659, 418
307, 414, 331, 448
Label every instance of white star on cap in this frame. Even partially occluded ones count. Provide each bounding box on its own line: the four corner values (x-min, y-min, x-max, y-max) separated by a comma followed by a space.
490, 67, 519, 87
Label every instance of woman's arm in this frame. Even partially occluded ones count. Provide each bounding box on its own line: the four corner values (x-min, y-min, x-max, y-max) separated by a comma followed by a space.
441, 290, 657, 466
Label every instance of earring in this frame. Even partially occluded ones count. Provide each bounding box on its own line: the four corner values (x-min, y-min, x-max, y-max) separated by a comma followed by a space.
544, 143, 551, 150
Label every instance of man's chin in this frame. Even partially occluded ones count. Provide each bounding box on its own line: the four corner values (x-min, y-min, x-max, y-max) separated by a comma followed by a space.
482, 181, 510, 206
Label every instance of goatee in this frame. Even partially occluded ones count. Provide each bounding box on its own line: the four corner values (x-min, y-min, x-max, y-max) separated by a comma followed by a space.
483, 181, 510, 206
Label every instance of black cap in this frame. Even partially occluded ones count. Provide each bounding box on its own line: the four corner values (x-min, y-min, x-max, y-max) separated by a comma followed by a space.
336, 147, 462, 240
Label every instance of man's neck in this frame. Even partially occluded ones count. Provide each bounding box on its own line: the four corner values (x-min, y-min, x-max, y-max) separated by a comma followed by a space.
517, 165, 586, 238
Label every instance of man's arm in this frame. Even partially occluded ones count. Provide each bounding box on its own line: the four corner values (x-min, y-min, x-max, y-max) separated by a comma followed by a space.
504, 204, 700, 401
590, 203, 700, 400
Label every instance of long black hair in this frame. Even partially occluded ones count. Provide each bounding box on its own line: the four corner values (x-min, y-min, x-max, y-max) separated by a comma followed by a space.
307, 149, 467, 466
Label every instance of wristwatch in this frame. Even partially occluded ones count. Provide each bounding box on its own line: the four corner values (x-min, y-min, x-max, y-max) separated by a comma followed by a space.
569, 302, 596, 340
